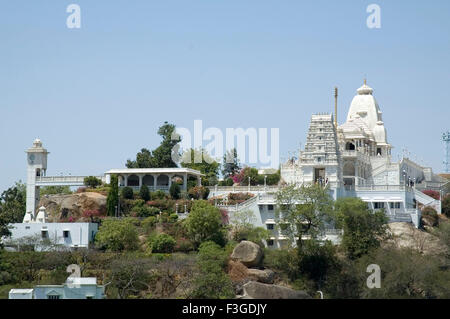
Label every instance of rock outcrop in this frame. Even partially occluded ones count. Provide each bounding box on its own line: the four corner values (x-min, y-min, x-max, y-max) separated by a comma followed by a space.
231, 241, 263, 267
246, 268, 275, 284
239, 281, 311, 299
39, 192, 107, 222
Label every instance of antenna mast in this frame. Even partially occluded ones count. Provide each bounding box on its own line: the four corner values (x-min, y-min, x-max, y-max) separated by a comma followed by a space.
443, 131, 450, 173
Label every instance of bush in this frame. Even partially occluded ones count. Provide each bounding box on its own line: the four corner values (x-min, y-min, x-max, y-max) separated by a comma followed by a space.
184, 201, 226, 247
421, 206, 439, 226
149, 234, 176, 253
132, 205, 160, 218
141, 216, 157, 232
152, 190, 167, 200
139, 185, 151, 201
122, 187, 134, 200
95, 218, 139, 251
443, 194, 450, 218
170, 183, 181, 199
188, 186, 210, 200
174, 237, 195, 252
191, 241, 234, 299
84, 176, 102, 189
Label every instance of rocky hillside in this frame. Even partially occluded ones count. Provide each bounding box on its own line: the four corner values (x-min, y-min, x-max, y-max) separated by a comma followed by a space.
385, 222, 446, 255
39, 192, 107, 222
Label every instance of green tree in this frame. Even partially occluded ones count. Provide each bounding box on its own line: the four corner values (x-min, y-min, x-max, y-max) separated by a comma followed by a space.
126, 122, 180, 168
442, 194, 450, 218
191, 241, 234, 299
184, 201, 225, 247
121, 186, 134, 200
169, 183, 181, 199
240, 167, 259, 186
222, 148, 241, 179
275, 183, 334, 249
181, 148, 220, 185
106, 175, 119, 216
334, 197, 388, 259
95, 218, 139, 251
229, 209, 270, 246
0, 181, 26, 238
139, 185, 150, 201
149, 234, 176, 253
83, 176, 102, 188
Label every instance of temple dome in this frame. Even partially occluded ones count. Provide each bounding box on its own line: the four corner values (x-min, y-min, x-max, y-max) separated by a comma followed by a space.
373, 121, 388, 144
346, 80, 382, 132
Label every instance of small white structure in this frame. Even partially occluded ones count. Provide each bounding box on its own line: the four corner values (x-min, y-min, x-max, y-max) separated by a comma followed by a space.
9, 278, 105, 299
9, 289, 34, 299
4, 221, 98, 251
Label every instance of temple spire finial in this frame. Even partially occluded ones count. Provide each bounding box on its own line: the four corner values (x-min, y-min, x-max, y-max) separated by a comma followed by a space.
364, 78, 367, 85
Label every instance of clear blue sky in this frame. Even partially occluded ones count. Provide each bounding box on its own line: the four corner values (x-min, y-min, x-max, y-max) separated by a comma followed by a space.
1, 0, 449, 192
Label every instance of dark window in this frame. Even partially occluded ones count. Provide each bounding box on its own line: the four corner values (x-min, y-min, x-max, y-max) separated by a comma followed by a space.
41, 231, 48, 239
268, 205, 274, 211
267, 240, 274, 246
267, 224, 274, 230
47, 295, 60, 300
374, 202, 385, 209
63, 230, 70, 238
377, 148, 382, 155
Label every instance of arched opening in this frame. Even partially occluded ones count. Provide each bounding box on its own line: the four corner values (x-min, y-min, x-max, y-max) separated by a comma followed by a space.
345, 142, 355, 151
156, 175, 169, 186
343, 163, 355, 176
142, 175, 154, 186
127, 175, 139, 187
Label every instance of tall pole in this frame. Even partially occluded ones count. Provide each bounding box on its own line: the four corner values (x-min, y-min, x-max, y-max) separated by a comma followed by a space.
334, 87, 338, 128
443, 131, 450, 173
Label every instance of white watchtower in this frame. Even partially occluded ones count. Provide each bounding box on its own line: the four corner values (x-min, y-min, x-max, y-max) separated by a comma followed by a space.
25, 139, 49, 222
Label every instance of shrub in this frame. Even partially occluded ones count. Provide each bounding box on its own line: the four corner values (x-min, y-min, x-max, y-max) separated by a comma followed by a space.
169, 183, 181, 199
139, 185, 151, 201
122, 187, 134, 200
141, 216, 157, 232
188, 186, 210, 200
84, 176, 102, 189
95, 218, 139, 251
421, 206, 439, 226
443, 194, 450, 218
149, 234, 176, 253
152, 190, 167, 200
174, 237, 195, 252
132, 205, 160, 218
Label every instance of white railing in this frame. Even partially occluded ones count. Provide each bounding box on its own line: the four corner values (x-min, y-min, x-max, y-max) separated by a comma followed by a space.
216, 196, 258, 212
214, 185, 280, 193
35, 175, 105, 185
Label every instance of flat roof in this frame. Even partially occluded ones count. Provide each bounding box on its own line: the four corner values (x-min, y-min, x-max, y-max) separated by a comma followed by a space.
10, 289, 34, 294
105, 168, 204, 176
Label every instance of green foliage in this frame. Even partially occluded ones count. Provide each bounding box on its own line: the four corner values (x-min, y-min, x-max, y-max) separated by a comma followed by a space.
152, 190, 167, 200
334, 197, 388, 259
184, 201, 226, 247
191, 241, 234, 299
40, 186, 72, 195
139, 185, 151, 201
257, 172, 281, 185
95, 218, 139, 251
230, 209, 270, 247
141, 216, 157, 232
188, 186, 210, 200
121, 187, 134, 200
357, 246, 450, 298
0, 181, 26, 238
169, 183, 181, 199
240, 167, 259, 186
106, 175, 119, 217
421, 206, 439, 226
442, 194, 450, 218
222, 148, 241, 179
126, 122, 179, 168
181, 148, 220, 185
149, 234, 176, 253
275, 183, 334, 247
83, 176, 102, 189
132, 204, 160, 218
218, 178, 234, 186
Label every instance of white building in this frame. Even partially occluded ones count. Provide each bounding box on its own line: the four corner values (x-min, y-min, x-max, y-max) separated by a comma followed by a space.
211, 81, 447, 248
9, 277, 105, 299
